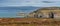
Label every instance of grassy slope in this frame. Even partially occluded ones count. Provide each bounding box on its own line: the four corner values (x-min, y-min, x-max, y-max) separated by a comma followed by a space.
0, 18, 60, 26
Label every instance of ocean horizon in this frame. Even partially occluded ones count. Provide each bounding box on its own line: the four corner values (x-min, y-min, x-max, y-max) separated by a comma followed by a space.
0, 6, 39, 18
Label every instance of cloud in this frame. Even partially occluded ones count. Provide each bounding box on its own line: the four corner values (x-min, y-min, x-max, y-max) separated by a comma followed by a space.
0, 0, 60, 7
42, 1, 55, 3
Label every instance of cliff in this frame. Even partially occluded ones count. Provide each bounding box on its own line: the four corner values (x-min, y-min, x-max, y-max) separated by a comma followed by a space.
28, 7, 60, 18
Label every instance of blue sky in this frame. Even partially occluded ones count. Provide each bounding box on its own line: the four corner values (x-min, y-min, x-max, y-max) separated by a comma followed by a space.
0, 0, 60, 7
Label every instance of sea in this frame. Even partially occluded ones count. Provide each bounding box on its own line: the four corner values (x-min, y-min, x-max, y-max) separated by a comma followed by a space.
0, 6, 39, 18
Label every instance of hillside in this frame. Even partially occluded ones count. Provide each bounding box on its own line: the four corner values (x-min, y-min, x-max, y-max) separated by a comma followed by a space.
27, 7, 60, 19
31, 7, 60, 13
0, 18, 60, 26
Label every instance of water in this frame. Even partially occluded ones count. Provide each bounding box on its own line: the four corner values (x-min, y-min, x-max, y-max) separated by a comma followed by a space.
0, 6, 39, 18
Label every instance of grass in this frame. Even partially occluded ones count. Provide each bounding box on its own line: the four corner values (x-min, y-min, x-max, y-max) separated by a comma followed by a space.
0, 18, 60, 26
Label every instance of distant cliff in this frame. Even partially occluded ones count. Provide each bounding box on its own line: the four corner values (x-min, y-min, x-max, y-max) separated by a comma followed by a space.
32, 7, 60, 13
27, 7, 60, 19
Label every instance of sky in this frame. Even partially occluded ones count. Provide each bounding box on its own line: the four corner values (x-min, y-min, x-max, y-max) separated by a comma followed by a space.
0, 0, 60, 7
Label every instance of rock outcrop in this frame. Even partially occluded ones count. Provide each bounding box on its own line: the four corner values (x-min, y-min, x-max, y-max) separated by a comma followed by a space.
28, 7, 60, 19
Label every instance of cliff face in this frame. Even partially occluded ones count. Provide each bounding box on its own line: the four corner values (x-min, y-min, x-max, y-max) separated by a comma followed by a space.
28, 7, 60, 19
